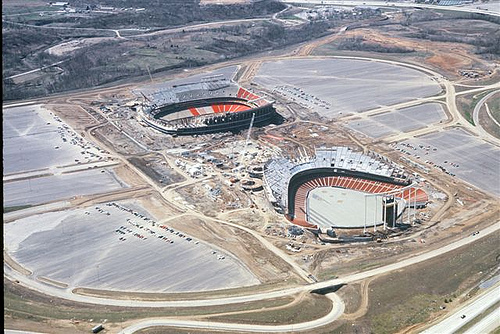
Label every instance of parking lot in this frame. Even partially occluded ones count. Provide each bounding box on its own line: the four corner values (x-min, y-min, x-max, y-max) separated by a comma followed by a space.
254, 58, 441, 118
137, 66, 238, 95
4, 202, 259, 292
3, 105, 104, 175
3, 168, 126, 207
393, 128, 500, 196
347, 103, 447, 139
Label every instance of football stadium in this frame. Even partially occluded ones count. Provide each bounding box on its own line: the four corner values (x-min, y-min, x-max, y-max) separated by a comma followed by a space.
264, 147, 428, 231
139, 75, 277, 136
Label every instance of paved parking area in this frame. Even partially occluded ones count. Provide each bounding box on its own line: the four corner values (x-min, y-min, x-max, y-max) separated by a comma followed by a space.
3, 105, 104, 175
4, 202, 259, 292
394, 128, 500, 196
138, 66, 238, 95
3, 168, 126, 207
347, 103, 446, 138
254, 58, 441, 118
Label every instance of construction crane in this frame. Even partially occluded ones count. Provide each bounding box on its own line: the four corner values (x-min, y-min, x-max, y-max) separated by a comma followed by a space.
238, 112, 256, 177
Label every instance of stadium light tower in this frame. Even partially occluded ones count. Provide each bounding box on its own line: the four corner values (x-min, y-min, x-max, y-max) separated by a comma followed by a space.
238, 112, 256, 175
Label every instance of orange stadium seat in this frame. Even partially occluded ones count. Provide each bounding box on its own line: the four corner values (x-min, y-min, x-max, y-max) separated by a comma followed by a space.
290, 175, 427, 227
189, 108, 200, 116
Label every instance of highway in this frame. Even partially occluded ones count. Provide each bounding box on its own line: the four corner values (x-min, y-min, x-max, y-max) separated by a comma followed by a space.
463, 306, 500, 334
421, 284, 500, 334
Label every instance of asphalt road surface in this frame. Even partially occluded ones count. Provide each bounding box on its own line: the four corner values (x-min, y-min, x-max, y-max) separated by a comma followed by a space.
463, 306, 500, 334
421, 284, 500, 334
118, 293, 344, 334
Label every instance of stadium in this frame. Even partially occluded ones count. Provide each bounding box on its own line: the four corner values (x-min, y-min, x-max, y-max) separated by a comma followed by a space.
139, 75, 278, 136
264, 147, 428, 232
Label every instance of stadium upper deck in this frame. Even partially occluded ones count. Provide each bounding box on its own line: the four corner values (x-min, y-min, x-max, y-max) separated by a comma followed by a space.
140, 76, 276, 135
264, 147, 412, 209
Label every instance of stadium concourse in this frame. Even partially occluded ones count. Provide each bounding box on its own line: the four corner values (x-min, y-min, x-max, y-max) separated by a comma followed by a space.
138, 75, 277, 136
264, 147, 428, 232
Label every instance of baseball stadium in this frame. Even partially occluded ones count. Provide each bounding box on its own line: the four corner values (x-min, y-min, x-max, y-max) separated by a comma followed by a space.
139, 75, 277, 136
264, 147, 428, 231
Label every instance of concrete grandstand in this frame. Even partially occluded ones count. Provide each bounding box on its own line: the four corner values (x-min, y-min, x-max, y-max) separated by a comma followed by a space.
139, 75, 278, 136
264, 147, 428, 231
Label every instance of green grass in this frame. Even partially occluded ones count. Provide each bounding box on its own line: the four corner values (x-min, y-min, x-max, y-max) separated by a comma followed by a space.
489, 95, 500, 124
358, 231, 500, 334
4, 280, 295, 324
4, 205, 33, 213
457, 89, 496, 126
207, 293, 332, 325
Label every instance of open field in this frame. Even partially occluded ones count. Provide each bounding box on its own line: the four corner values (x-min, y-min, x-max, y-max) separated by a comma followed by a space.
4, 202, 259, 292
348, 231, 500, 334
312, 15, 499, 81
394, 127, 500, 196
207, 292, 332, 325
254, 58, 441, 118
477, 91, 500, 139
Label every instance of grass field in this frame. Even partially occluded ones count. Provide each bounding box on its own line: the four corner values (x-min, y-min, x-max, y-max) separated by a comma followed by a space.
457, 89, 495, 126
206, 293, 333, 325
350, 231, 500, 334
4, 279, 295, 331
489, 94, 500, 124
3, 205, 33, 213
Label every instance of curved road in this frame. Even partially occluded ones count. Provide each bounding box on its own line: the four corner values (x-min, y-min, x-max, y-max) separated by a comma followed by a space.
118, 293, 344, 334
5, 221, 499, 308
472, 89, 500, 142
